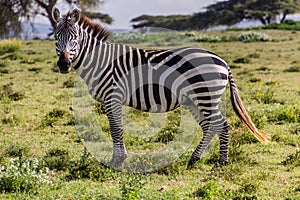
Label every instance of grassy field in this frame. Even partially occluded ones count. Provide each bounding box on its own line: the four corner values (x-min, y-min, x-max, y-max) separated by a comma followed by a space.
0, 30, 299, 199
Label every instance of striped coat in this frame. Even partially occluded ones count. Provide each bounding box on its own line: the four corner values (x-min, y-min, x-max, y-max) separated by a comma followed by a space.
52, 7, 269, 168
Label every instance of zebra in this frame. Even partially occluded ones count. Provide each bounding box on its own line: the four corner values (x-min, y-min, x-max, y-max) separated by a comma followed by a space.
51, 7, 269, 168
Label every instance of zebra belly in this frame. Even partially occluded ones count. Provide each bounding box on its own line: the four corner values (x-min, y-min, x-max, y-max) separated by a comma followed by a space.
125, 83, 180, 113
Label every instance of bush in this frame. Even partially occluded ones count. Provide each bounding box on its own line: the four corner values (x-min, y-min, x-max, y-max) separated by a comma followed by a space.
185, 32, 224, 43
290, 124, 300, 135
284, 66, 300, 72
41, 108, 67, 127
194, 181, 221, 199
3, 144, 29, 158
267, 105, 300, 123
192, 34, 222, 43
254, 88, 277, 104
282, 150, 300, 167
119, 173, 147, 200
2, 114, 21, 126
233, 57, 251, 64
43, 148, 70, 171
43, 148, 113, 181
0, 83, 25, 102
63, 77, 75, 88
0, 158, 51, 194
238, 32, 272, 42
0, 39, 22, 54
263, 20, 300, 30
66, 150, 113, 181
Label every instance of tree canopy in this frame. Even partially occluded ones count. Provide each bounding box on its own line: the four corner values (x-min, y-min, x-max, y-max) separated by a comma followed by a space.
131, 0, 300, 30
0, 0, 113, 39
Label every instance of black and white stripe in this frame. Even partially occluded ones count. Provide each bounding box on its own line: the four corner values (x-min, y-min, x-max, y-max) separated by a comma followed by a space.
52, 7, 269, 168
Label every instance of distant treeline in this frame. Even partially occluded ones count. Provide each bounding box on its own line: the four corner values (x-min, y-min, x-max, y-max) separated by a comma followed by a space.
131, 0, 300, 30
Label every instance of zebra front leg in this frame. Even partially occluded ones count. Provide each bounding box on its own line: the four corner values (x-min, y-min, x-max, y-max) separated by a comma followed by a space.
105, 98, 127, 168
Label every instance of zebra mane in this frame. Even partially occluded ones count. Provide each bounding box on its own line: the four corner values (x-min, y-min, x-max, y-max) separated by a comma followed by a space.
77, 14, 111, 41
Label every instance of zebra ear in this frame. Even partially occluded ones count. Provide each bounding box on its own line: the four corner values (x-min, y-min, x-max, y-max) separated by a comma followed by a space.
70, 8, 81, 24
52, 7, 61, 24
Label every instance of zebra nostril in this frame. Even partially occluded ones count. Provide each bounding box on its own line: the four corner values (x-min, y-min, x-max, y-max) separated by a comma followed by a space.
66, 59, 71, 66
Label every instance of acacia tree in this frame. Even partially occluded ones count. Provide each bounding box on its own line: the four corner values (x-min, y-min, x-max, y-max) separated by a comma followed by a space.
196, 0, 300, 28
34, 0, 112, 31
0, 0, 32, 38
131, 0, 300, 30
0, 0, 112, 38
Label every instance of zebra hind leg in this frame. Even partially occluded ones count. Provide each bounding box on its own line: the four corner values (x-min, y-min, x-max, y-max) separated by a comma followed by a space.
187, 125, 216, 168
184, 105, 217, 168
187, 109, 230, 168
217, 120, 230, 165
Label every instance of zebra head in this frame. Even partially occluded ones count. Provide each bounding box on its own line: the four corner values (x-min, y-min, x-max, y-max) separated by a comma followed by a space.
52, 7, 81, 74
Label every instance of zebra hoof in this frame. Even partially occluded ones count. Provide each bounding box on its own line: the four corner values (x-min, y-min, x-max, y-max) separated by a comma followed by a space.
187, 156, 200, 169
109, 155, 127, 169
219, 160, 228, 166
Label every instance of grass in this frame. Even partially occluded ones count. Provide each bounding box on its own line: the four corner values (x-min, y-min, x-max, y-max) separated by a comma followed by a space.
0, 30, 300, 199
0, 39, 22, 54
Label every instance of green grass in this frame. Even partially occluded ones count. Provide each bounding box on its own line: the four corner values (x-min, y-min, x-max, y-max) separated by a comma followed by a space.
0, 30, 300, 199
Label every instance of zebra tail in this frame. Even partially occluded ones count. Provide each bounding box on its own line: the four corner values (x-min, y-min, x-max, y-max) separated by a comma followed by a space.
228, 68, 270, 144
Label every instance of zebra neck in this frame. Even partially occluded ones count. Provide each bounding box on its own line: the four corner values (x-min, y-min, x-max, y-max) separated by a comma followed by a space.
72, 30, 89, 71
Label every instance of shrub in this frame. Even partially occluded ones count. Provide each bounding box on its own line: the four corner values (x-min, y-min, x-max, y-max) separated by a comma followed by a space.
254, 88, 278, 104
3, 144, 29, 158
262, 20, 300, 30
28, 67, 42, 73
237, 32, 272, 42
290, 124, 300, 135
223, 178, 260, 199
43, 148, 70, 171
267, 105, 300, 123
0, 158, 51, 194
249, 77, 261, 83
187, 32, 234, 43
0, 83, 25, 102
192, 34, 222, 43
66, 149, 113, 181
0, 61, 8, 68
2, 115, 21, 126
233, 57, 251, 64
63, 77, 75, 88
43, 148, 113, 181
256, 66, 271, 71
282, 150, 300, 167
0, 39, 22, 54
248, 53, 260, 58
284, 66, 300, 72
119, 173, 147, 200
41, 108, 67, 127
194, 181, 221, 199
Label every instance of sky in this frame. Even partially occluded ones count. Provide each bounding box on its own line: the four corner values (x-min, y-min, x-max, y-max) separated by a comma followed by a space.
48, 0, 215, 29
102, 0, 214, 29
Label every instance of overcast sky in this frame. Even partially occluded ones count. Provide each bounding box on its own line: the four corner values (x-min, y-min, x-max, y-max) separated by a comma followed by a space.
47, 0, 214, 29
101, 0, 214, 29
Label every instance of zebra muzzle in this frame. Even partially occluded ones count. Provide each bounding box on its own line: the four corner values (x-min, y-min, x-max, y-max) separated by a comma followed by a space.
57, 50, 71, 73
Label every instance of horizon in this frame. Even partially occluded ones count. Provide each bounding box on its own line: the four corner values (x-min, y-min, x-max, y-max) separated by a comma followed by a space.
35, 0, 214, 29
